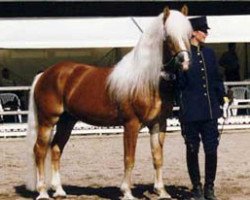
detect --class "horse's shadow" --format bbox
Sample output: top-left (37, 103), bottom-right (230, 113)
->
top-left (15, 184), bottom-right (192, 200)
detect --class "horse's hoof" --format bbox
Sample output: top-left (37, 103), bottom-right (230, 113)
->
top-left (121, 193), bottom-right (137, 200)
top-left (53, 192), bottom-right (67, 199)
top-left (157, 196), bottom-right (172, 200)
top-left (154, 188), bottom-right (172, 200)
top-left (158, 193), bottom-right (172, 200)
top-left (121, 198), bottom-right (138, 200)
top-left (53, 190), bottom-right (67, 198)
top-left (36, 192), bottom-right (50, 200)
top-left (157, 194), bottom-right (172, 200)
top-left (52, 185), bottom-right (67, 198)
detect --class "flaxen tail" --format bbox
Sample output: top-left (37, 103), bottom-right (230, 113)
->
top-left (25, 73), bottom-right (42, 191)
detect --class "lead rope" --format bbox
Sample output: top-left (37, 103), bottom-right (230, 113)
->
top-left (131, 17), bottom-right (143, 33)
top-left (219, 118), bottom-right (225, 141)
top-left (219, 102), bottom-right (230, 141)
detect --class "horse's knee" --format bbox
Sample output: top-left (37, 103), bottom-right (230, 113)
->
top-left (152, 150), bottom-right (163, 168)
top-left (158, 132), bottom-right (165, 146)
top-left (150, 133), bottom-right (164, 168)
top-left (151, 142), bottom-right (163, 167)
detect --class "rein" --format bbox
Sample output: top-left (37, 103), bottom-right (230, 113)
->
top-left (219, 103), bottom-right (230, 141)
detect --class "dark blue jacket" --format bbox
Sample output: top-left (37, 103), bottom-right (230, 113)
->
top-left (177, 45), bottom-right (225, 122)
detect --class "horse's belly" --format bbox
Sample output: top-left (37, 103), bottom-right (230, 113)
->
top-left (69, 102), bottom-right (121, 126)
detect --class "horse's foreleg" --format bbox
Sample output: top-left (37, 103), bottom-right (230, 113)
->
top-left (149, 123), bottom-right (171, 199)
top-left (121, 119), bottom-right (140, 200)
top-left (34, 125), bottom-right (53, 200)
top-left (51, 113), bottom-right (77, 198)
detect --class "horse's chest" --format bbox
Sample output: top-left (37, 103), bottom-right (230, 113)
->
top-left (146, 99), bottom-right (162, 121)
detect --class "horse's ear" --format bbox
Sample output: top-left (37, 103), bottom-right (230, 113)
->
top-left (181, 4), bottom-right (189, 16)
top-left (163, 6), bottom-right (170, 23)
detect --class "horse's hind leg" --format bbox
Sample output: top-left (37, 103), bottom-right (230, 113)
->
top-left (50, 112), bottom-right (77, 198)
top-left (149, 120), bottom-right (171, 199)
top-left (34, 124), bottom-right (54, 200)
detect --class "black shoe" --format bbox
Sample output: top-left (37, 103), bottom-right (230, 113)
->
top-left (204, 186), bottom-right (217, 200)
top-left (191, 185), bottom-right (205, 200)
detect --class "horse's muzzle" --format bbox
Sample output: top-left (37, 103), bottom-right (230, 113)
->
top-left (176, 51), bottom-right (191, 71)
top-left (182, 60), bottom-right (190, 71)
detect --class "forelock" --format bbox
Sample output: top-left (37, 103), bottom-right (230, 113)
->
top-left (165, 10), bottom-right (192, 49)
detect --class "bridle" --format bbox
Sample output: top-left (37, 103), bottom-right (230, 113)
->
top-left (132, 15), bottom-right (191, 81)
top-left (161, 49), bottom-right (191, 81)
top-left (162, 50), bottom-right (191, 70)
top-left (161, 12), bottom-right (191, 81)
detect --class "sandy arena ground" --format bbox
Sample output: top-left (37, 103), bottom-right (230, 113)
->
top-left (0, 129), bottom-right (249, 200)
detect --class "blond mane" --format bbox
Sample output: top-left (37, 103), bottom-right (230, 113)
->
top-left (107, 10), bottom-right (192, 102)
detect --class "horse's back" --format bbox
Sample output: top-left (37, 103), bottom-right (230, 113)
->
top-left (34, 61), bottom-right (119, 126)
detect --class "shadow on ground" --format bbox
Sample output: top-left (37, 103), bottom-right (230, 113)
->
top-left (15, 184), bottom-right (192, 200)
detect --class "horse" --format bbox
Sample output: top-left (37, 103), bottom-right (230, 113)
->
top-left (26, 6), bottom-right (192, 200)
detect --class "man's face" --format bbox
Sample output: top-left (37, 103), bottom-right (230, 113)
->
top-left (192, 30), bottom-right (208, 43)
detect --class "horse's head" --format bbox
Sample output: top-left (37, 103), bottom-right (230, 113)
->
top-left (162, 6), bottom-right (192, 72)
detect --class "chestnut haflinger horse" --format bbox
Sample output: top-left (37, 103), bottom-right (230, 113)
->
top-left (26, 7), bottom-right (192, 200)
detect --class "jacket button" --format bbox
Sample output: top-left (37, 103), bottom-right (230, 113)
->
top-left (201, 68), bottom-right (205, 71)
top-left (204, 93), bottom-right (207, 96)
top-left (199, 60), bottom-right (203, 63)
top-left (202, 76), bottom-right (205, 79)
top-left (203, 84), bottom-right (206, 88)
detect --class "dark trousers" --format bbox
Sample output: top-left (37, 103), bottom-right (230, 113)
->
top-left (181, 119), bottom-right (219, 188)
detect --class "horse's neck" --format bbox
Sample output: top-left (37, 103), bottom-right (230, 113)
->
top-left (134, 34), bottom-right (163, 68)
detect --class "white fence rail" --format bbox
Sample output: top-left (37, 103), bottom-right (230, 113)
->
top-left (0, 82), bottom-right (250, 137)
top-left (1, 117), bottom-right (250, 138)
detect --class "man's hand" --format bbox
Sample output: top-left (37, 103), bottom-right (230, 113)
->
top-left (223, 96), bottom-right (230, 104)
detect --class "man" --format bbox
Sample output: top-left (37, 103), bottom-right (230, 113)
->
top-left (177, 16), bottom-right (227, 200)
top-left (219, 43), bottom-right (240, 81)
top-left (0, 68), bottom-right (16, 86)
